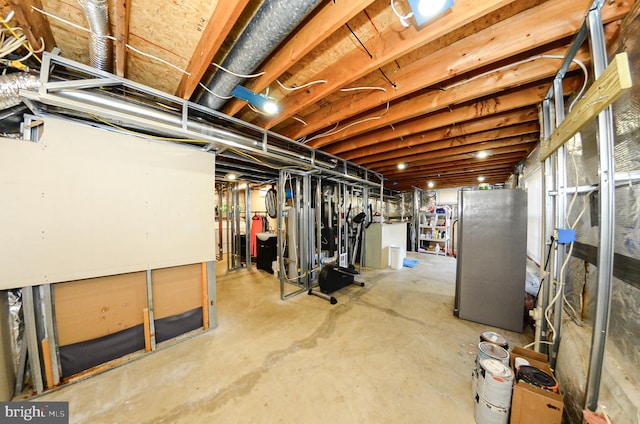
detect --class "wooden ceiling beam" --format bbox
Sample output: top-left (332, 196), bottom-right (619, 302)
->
top-left (175, 0), bottom-right (250, 99)
top-left (222, 0), bottom-right (377, 116)
top-left (392, 171), bottom-right (514, 190)
top-left (324, 75), bottom-right (583, 155)
top-left (261, 0), bottom-right (515, 129)
top-left (394, 170), bottom-right (515, 187)
top-left (384, 154), bottom-right (521, 182)
top-left (373, 143), bottom-right (535, 173)
top-left (307, 45), bottom-right (590, 149)
top-left (283, 0), bottom-right (631, 140)
top-left (307, 48), bottom-right (588, 148)
top-left (7, 0), bottom-right (56, 53)
top-left (354, 131), bottom-right (539, 167)
top-left (114, 0), bottom-right (130, 77)
top-left (388, 165), bottom-right (513, 183)
top-left (344, 120), bottom-right (538, 165)
top-left (400, 160), bottom-right (520, 178)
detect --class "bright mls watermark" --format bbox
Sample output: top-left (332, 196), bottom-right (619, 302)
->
top-left (0, 402), bottom-right (68, 423)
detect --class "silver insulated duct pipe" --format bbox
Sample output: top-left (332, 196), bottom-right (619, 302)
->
top-left (197, 0), bottom-right (323, 110)
top-left (79, 0), bottom-right (113, 72)
top-left (0, 73), bottom-right (40, 110)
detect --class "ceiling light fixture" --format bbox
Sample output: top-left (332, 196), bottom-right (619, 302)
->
top-left (231, 85), bottom-right (280, 115)
top-left (408, 0), bottom-right (454, 26)
top-left (226, 173), bottom-right (237, 181)
top-left (427, 181), bottom-right (435, 188)
top-left (477, 176), bottom-right (486, 182)
top-left (397, 162), bottom-right (408, 170)
top-left (476, 150), bottom-right (490, 159)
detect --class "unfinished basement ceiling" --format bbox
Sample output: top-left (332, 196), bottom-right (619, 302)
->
top-left (2, 0), bottom-right (635, 189)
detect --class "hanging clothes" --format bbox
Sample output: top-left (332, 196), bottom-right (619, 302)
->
top-left (251, 215), bottom-right (264, 257)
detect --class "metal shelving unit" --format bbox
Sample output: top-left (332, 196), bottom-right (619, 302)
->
top-left (418, 208), bottom-right (450, 255)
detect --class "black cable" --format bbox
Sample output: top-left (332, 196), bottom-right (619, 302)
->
top-left (535, 236), bottom-right (555, 300)
top-left (378, 68), bottom-right (397, 88)
top-left (344, 24), bottom-right (397, 88)
top-left (345, 23), bottom-right (372, 58)
top-left (544, 236), bottom-right (554, 272)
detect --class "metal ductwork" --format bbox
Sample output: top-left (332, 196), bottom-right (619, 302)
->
top-left (79, 0), bottom-right (113, 72)
top-left (0, 73), bottom-right (40, 110)
top-left (0, 72), bottom-right (40, 134)
top-left (197, 0), bottom-right (323, 110)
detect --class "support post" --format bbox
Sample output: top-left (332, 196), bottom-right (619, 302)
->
top-left (143, 308), bottom-right (151, 352)
top-left (550, 77), bottom-right (567, 369)
top-left (40, 339), bottom-right (54, 389)
top-left (145, 270), bottom-right (156, 351)
top-left (206, 260), bottom-right (218, 329)
top-left (22, 286), bottom-right (43, 394)
top-left (585, 5), bottom-right (616, 411)
top-left (42, 284), bottom-right (61, 385)
top-left (201, 262), bottom-right (209, 330)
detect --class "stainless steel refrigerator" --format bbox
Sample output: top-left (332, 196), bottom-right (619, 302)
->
top-left (454, 189), bottom-right (527, 332)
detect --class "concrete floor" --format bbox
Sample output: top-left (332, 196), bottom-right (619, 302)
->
top-left (39, 253), bottom-right (532, 423)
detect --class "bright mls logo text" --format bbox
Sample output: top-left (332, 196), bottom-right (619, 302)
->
top-left (1, 402), bottom-right (68, 423)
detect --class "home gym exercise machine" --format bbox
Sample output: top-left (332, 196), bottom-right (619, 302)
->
top-left (307, 181), bottom-right (368, 304)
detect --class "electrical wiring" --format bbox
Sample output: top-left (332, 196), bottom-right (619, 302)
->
top-left (11, 36), bottom-right (45, 64)
top-left (535, 56), bottom-right (589, 345)
top-left (304, 102), bottom-right (390, 143)
top-left (247, 102), bottom-right (269, 116)
top-left (544, 180), bottom-right (597, 343)
top-left (276, 78), bottom-right (327, 91)
top-left (1, 11), bottom-right (42, 64)
top-left (88, 113), bottom-right (208, 143)
top-left (444, 55), bottom-right (588, 92)
top-left (198, 82), bottom-right (233, 100)
top-left (125, 44), bottom-right (189, 75)
top-left (30, 6), bottom-right (265, 82)
top-left (210, 62), bottom-right (264, 79)
top-left (1, 28), bottom-right (27, 58)
top-left (32, 6), bottom-right (188, 74)
top-left (292, 116), bottom-right (307, 126)
top-left (227, 147), bottom-right (308, 172)
top-left (390, 0), bottom-right (413, 27)
top-left (339, 86), bottom-right (387, 92)
top-left (568, 58), bottom-right (589, 112)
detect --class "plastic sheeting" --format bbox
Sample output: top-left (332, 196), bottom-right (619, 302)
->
top-left (8, 289), bottom-right (22, 376)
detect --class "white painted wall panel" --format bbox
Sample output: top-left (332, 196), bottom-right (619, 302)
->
top-left (0, 117), bottom-right (215, 289)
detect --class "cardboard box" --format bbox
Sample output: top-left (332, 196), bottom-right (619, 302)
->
top-left (509, 347), bottom-right (564, 424)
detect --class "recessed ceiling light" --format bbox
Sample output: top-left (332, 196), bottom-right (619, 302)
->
top-left (397, 162), bottom-right (408, 170)
top-left (262, 100), bottom-right (280, 115)
top-left (408, 0), bottom-right (454, 26)
top-left (231, 85), bottom-right (281, 115)
top-left (427, 181), bottom-right (435, 188)
top-left (476, 150), bottom-right (490, 159)
top-left (477, 176), bottom-right (486, 182)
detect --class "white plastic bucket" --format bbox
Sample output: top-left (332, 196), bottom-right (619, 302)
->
top-left (477, 358), bottom-right (514, 408)
top-left (475, 395), bottom-right (509, 424)
top-left (389, 245), bottom-right (403, 270)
